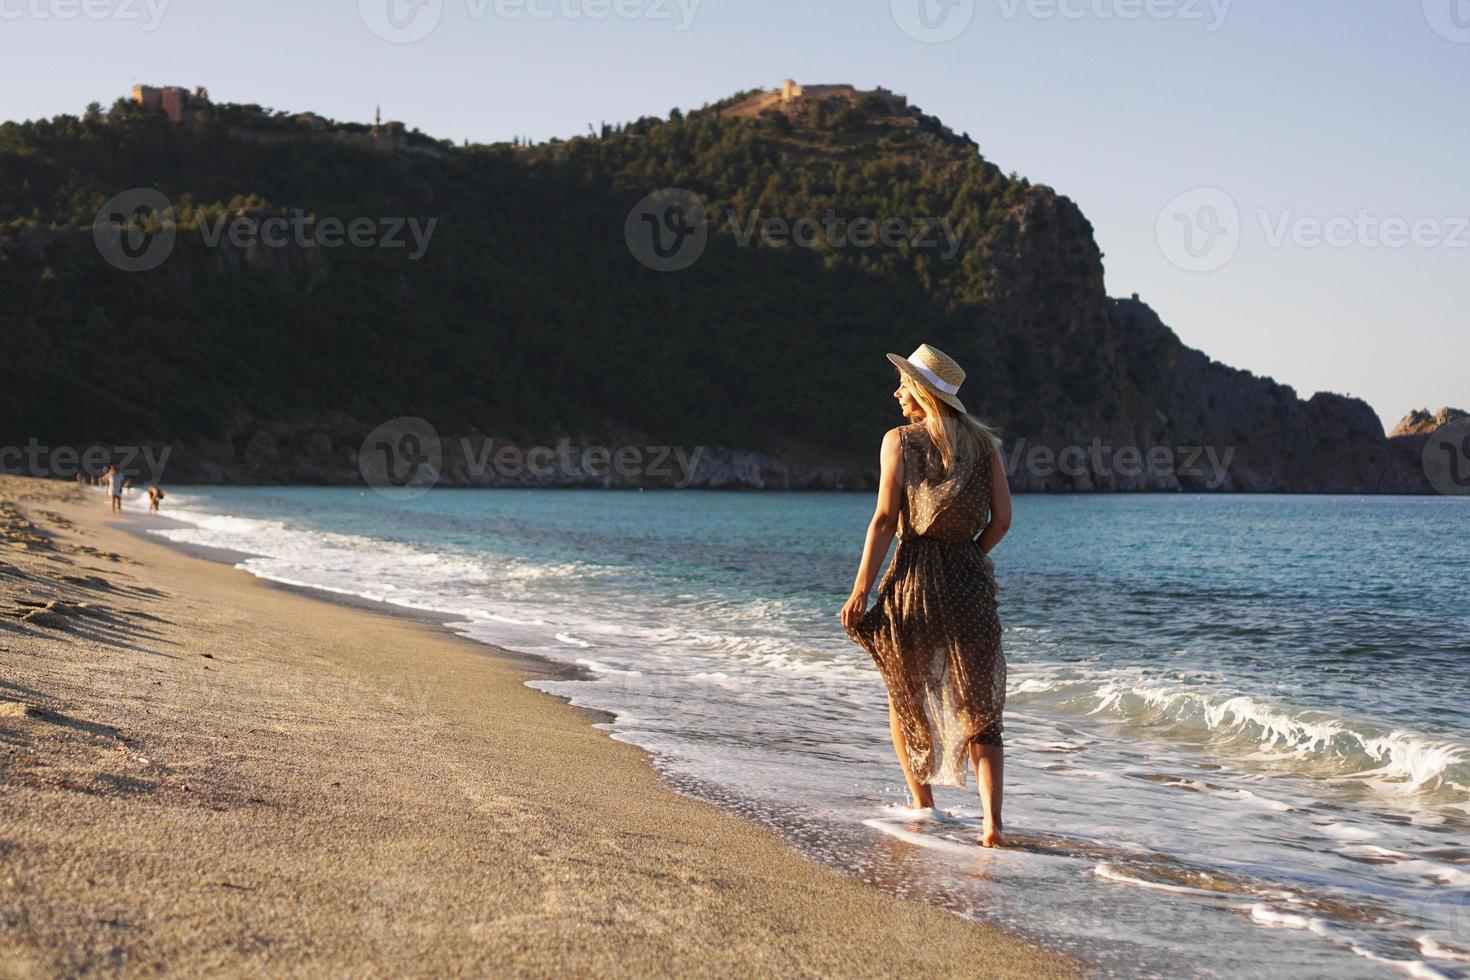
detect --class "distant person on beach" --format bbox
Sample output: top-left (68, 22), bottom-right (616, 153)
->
top-left (106, 465), bottom-right (124, 513)
top-left (147, 485), bottom-right (165, 515)
top-left (840, 345), bottom-right (1013, 848)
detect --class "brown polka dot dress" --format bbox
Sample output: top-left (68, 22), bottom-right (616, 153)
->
top-left (845, 423), bottom-right (1006, 788)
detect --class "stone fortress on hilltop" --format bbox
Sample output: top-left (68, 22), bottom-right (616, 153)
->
top-left (131, 84), bottom-right (211, 124)
top-left (126, 84), bottom-right (444, 157)
top-left (726, 79), bottom-right (910, 119)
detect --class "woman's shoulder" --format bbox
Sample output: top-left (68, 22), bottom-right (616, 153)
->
top-left (882, 422), bottom-right (924, 443)
top-left (887, 423), bottom-right (930, 453)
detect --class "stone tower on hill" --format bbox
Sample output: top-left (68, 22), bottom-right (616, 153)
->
top-left (131, 84), bottom-right (211, 123)
top-left (728, 80), bottom-right (909, 119)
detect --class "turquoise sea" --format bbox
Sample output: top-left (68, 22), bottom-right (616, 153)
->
top-left (138, 487), bottom-right (1470, 977)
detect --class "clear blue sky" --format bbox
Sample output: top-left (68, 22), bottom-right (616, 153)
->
top-left (6, 0), bottom-right (1466, 430)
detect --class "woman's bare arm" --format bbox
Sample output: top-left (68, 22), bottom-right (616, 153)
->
top-left (976, 443), bottom-right (1012, 556)
top-left (840, 428), bottom-right (905, 629)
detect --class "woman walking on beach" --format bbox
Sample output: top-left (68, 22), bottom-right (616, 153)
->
top-left (840, 345), bottom-right (1013, 848)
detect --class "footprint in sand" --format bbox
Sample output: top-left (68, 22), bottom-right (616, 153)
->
top-left (60, 574), bottom-right (114, 591)
top-left (75, 546), bottom-right (135, 564)
top-left (7, 599), bottom-right (97, 628)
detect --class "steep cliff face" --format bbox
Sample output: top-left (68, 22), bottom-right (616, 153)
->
top-left (1100, 299), bottom-right (1429, 493)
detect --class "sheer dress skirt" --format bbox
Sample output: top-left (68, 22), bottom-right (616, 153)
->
top-left (846, 534), bottom-right (1006, 789)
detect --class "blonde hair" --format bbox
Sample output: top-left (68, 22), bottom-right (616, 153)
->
top-left (899, 371), bottom-right (1002, 474)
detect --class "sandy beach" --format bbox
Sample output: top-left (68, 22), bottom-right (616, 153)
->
top-left (0, 475), bottom-right (1079, 978)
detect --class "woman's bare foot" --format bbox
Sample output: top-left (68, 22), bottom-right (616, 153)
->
top-left (981, 817), bottom-right (1003, 848)
top-left (908, 789), bottom-right (935, 811)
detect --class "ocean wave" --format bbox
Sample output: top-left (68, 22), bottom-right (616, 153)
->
top-left (1009, 667), bottom-right (1470, 809)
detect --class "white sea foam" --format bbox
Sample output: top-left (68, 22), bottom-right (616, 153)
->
top-left (1245, 904), bottom-right (1455, 978)
top-left (861, 818), bottom-right (982, 857)
top-left (1349, 948), bottom-right (1453, 980)
top-left (1008, 666), bottom-right (1470, 809)
top-left (480, 613), bottom-right (548, 626)
top-left (1094, 863), bottom-right (1221, 896)
top-left (1230, 789), bottom-right (1295, 812)
top-left (1335, 845), bottom-right (1470, 887)
top-left (1250, 903), bottom-right (1328, 932)
top-left (1317, 822), bottom-right (1380, 840)
top-left (575, 659), bottom-right (640, 676)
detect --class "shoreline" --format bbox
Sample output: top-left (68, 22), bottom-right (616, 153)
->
top-left (109, 514), bottom-right (619, 730)
top-left (36, 476), bottom-right (1456, 497)
top-left (0, 475), bottom-right (1082, 977)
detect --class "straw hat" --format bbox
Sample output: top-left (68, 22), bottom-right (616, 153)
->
top-left (888, 344), bottom-right (969, 415)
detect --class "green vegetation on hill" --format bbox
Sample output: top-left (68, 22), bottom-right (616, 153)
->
top-left (1, 87), bottom-right (1419, 491)
top-left (0, 90), bottom-right (1086, 461)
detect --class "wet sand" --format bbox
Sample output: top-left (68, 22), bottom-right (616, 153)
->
top-left (0, 475), bottom-right (1080, 978)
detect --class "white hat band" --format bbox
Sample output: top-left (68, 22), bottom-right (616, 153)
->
top-left (908, 350), bottom-right (961, 395)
